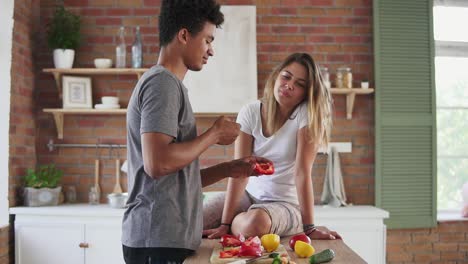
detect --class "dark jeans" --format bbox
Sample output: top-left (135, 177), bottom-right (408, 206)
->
top-left (122, 245), bottom-right (194, 264)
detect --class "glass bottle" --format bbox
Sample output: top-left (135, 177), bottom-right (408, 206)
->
top-left (116, 26), bottom-right (126, 68)
top-left (132, 26), bottom-right (143, 68)
top-left (66, 186), bottom-right (76, 203)
top-left (320, 67), bottom-right (331, 89)
top-left (89, 186), bottom-right (100, 205)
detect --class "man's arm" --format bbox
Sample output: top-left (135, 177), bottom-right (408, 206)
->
top-left (142, 116), bottom-right (239, 179)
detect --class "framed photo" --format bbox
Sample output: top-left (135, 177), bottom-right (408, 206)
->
top-left (62, 76), bottom-right (92, 109)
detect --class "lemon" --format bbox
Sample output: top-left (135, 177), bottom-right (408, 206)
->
top-left (260, 233), bottom-right (280, 252)
top-left (294, 240), bottom-right (315, 258)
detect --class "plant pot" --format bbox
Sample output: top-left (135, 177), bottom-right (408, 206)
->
top-left (53, 49), bottom-right (75, 69)
top-left (24, 186), bottom-right (62, 207)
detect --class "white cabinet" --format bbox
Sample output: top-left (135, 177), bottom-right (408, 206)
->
top-left (10, 204), bottom-right (125, 264)
top-left (314, 205), bottom-right (389, 264)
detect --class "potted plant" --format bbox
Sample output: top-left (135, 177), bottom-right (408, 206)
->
top-left (24, 164), bottom-right (63, 206)
top-left (47, 4), bottom-right (81, 69)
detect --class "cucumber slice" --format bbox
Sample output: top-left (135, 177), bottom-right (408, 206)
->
top-left (309, 249), bottom-right (335, 264)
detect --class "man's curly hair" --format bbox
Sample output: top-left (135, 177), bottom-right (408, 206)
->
top-left (159, 0), bottom-right (224, 47)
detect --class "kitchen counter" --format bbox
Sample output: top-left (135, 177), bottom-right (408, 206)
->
top-left (185, 235), bottom-right (366, 264)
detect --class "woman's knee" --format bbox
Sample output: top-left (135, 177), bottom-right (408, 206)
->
top-left (231, 209), bottom-right (271, 237)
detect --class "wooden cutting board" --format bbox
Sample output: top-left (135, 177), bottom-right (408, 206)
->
top-left (210, 244), bottom-right (289, 264)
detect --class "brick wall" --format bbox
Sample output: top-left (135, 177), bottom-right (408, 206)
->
top-left (387, 222), bottom-right (468, 264)
top-left (5, 0), bottom-right (463, 263)
top-left (4, 0), bottom-right (40, 263)
top-left (36, 0), bottom-right (375, 204)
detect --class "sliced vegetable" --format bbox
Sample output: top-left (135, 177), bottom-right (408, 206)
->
top-left (220, 234), bottom-right (242, 247)
top-left (238, 243), bottom-right (262, 257)
top-left (219, 247), bottom-right (240, 258)
top-left (261, 233), bottom-right (280, 252)
top-left (294, 240), bottom-right (315, 258)
top-left (269, 252), bottom-right (280, 258)
top-left (254, 162), bottom-right (275, 175)
top-left (309, 249), bottom-right (335, 264)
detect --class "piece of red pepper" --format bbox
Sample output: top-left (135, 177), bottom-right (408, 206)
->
top-left (253, 162), bottom-right (275, 175)
top-left (219, 247), bottom-right (240, 258)
top-left (220, 234), bottom-right (242, 247)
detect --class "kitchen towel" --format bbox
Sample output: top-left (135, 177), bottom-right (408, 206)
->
top-left (321, 146), bottom-right (348, 207)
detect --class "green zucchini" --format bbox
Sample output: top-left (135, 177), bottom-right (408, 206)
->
top-left (309, 249), bottom-right (335, 264)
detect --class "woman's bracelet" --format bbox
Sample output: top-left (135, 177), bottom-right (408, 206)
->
top-left (221, 223), bottom-right (232, 227)
top-left (303, 224), bottom-right (315, 232)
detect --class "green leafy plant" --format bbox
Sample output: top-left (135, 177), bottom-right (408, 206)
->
top-left (25, 164), bottom-right (63, 188)
top-left (47, 5), bottom-right (81, 50)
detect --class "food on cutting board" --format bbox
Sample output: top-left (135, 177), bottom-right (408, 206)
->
top-left (294, 240), bottom-right (315, 258)
top-left (309, 249), bottom-right (336, 264)
top-left (213, 234), bottom-right (292, 263)
top-left (288, 233), bottom-right (311, 251)
top-left (260, 234), bottom-right (280, 252)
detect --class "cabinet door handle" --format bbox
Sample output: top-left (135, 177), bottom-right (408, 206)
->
top-left (79, 242), bottom-right (89, 248)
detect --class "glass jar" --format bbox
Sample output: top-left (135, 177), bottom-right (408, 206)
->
top-left (66, 186), bottom-right (76, 203)
top-left (89, 186), bottom-right (100, 205)
top-left (320, 67), bottom-right (331, 89)
top-left (336, 67), bottom-right (353, 88)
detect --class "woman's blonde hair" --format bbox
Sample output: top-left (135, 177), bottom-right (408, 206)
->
top-left (262, 53), bottom-right (333, 146)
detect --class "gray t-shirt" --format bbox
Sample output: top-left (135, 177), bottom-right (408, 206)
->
top-left (122, 65), bottom-right (202, 250)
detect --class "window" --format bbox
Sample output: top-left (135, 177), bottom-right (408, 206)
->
top-left (434, 2), bottom-right (468, 211)
top-left (0, 0), bottom-right (14, 227)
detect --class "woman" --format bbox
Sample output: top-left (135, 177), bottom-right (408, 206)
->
top-left (203, 53), bottom-right (341, 240)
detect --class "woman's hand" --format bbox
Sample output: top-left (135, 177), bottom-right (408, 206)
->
top-left (202, 224), bottom-right (230, 239)
top-left (308, 228), bottom-right (342, 240)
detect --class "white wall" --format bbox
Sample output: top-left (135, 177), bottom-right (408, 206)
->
top-left (0, 0), bottom-right (14, 227)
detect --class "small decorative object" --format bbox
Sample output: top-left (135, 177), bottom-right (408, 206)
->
top-left (94, 58), bottom-right (112, 69)
top-left (115, 26), bottom-right (126, 68)
top-left (89, 186), bottom-right (100, 205)
top-left (132, 26), bottom-right (143, 68)
top-left (95, 96), bottom-right (120, 109)
top-left (62, 76), bottom-right (92, 108)
top-left (47, 5), bottom-right (81, 69)
top-left (361, 79), bottom-right (369, 89)
top-left (320, 67), bottom-right (331, 89)
top-left (65, 186), bottom-right (76, 203)
top-left (462, 182), bottom-right (468, 217)
top-left (23, 164), bottom-right (63, 207)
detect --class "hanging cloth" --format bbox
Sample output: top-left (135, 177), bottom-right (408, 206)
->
top-left (321, 146), bottom-right (348, 207)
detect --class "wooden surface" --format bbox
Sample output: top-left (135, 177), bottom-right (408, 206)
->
top-left (185, 236), bottom-right (367, 264)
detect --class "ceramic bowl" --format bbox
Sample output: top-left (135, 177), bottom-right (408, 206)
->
top-left (101, 96), bottom-right (119, 105)
top-left (94, 58), bottom-right (113, 69)
top-left (107, 193), bottom-right (128, 208)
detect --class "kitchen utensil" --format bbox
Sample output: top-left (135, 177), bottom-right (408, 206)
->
top-left (113, 159), bottom-right (123, 193)
top-left (227, 255), bottom-right (269, 264)
top-left (94, 159), bottom-right (100, 194)
top-left (107, 192), bottom-right (128, 208)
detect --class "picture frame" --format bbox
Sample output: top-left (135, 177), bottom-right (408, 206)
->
top-left (62, 76), bottom-right (92, 108)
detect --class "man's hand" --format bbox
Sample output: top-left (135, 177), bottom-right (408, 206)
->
top-left (202, 224), bottom-right (230, 239)
top-left (227, 156), bottom-right (274, 178)
top-left (211, 116), bottom-right (240, 145)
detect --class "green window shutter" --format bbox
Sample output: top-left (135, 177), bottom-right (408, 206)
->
top-left (374, 0), bottom-right (437, 228)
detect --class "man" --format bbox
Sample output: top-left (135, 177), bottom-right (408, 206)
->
top-left (122, 1), bottom-right (271, 263)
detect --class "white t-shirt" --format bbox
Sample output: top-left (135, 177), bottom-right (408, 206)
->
top-left (236, 100), bottom-right (309, 205)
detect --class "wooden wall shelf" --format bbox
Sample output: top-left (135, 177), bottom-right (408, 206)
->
top-left (330, 88), bottom-right (375, 119)
top-left (43, 68), bottom-right (149, 98)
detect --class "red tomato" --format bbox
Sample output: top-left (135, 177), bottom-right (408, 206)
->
top-left (253, 162), bottom-right (275, 175)
top-left (288, 233), bottom-right (311, 250)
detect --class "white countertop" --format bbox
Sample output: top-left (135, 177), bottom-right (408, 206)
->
top-left (10, 204), bottom-right (388, 218)
top-left (10, 203), bottom-right (125, 217)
